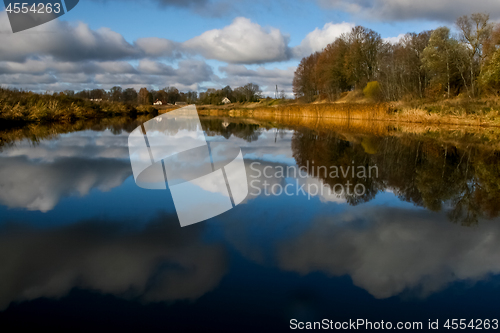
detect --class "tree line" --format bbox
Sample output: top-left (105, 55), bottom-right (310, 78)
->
top-left (293, 13), bottom-right (500, 102)
top-left (60, 82), bottom-right (263, 106)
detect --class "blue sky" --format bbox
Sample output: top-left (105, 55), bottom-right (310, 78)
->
top-left (67, 1), bottom-right (437, 44)
top-left (1, 0), bottom-right (499, 95)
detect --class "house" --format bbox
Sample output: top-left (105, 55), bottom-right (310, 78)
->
top-left (175, 102), bottom-right (187, 106)
top-left (222, 121), bottom-right (230, 128)
top-left (90, 99), bottom-right (102, 102)
top-left (153, 100), bottom-right (163, 106)
top-left (222, 97), bottom-right (231, 105)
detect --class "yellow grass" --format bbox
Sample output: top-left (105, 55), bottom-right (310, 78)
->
top-left (197, 102), bottom-right (500, 127)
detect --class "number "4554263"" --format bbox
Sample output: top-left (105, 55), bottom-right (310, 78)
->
top-left (5, 2), bottom-right (61, 14)
top-left (444, 319), bottom-right (499, 330)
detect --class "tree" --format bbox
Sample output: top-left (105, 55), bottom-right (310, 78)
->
top-left (166, 86), bottom-right (180, 104)
top-left (480, 24), bottom-right (500, 94)
top-left (242, 83), bottom-right (262, 102)
top-left (317, 38), bottom-right (349, 100)
top-left (138, 87), bottom-right (152, 105)
top-left (456, 13), bottom-right (493, 97)
top-left (122, 88), bottom-right (138, 103)
top-left (422, 27), bottom-right (459, 98)
top-left (222, 85), bottom-right (233, 100)
top-left (480, 48), bottom-right (500, 93)
top-left (293, 52), bottom-right (320, 101)
top-left (345, 26), bottom-right (382, 89)
top-left (110, 86), bottom-right (123, 102)
top-left (186, 91), bottom-right (198, 104)
top-left (89, 89), bottom-right (106, 100)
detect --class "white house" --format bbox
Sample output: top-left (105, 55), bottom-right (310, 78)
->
top-left (153, 100), bottom-right (163, 106)
top-left (222, 97), bottom-right (231, 105)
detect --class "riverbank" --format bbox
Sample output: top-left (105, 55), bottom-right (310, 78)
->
top-left (0, 88), bottom-right (163, 123)
top-left (197, 98), bottom-right (500, 127)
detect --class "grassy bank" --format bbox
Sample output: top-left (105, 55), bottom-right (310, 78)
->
top-left (0, 88), bottom-right (160, 123)
top-left (198, 98), bottom-right (500, 127)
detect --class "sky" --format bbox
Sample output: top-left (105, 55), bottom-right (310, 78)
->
top-left (1, 0), bottom-right (500, 96)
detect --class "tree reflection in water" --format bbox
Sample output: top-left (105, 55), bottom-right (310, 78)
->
top-left (2, 115), bottom-right (500, 225)
top-left (291, 127), bottom-right (500, 226)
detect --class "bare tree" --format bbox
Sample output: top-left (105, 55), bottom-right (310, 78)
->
top-left (456, 13), bottom-right (493, 97)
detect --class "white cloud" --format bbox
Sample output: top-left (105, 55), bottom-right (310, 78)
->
top-left (292, 22), bottom-right (354, 58)
top-left (183, 17), bottom-right (291, 64)
top-left (0, 58), bottom-right (214, 91)
top-left (218, 64), bottom-right (295, 94)
top-left (384, 33), bottom-right (406, 45)
top-left (0, 12), bottom-right (139, 62)
top-left (0, 12), bottom-right (364, 92)
top-left (318, 0), bottom-right (500, 22)
top-left (135, 37), bottom-right (180, 57)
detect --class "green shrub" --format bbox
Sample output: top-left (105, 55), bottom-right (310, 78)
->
top-left (363, 81), bottom-right (384, 102)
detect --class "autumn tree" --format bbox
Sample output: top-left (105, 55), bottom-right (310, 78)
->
top-left (122, 88), bottom-right (138, 103)
top-left (480, 24), bottom-right (500, 94)
top-left (317, 38), bottom-right (349, 99)
top-left (138, 87), bottom-right (152, 105)
top-left (422, 27), bottom-right (461, 98)
top-left (110, 86), bottom-right (123, 102)
top-left (293, 52), bottom-right (320, 102)
top-left (456, 13), bottom-right (493, 97)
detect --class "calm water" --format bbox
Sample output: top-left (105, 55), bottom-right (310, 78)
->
top-left (1, 116), bottom-right (500, 331)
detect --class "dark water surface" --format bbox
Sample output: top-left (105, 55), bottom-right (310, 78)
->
top-left (1, 116), bottom-right (500, 331)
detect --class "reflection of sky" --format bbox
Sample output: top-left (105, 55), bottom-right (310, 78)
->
top-left (1, 120), bottom-right (500, 325)
top-left (0, 130), bottom-right (131, 162)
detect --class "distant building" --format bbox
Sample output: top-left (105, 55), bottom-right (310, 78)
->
top-left (175, 102), bottom-right (187, 106)
top-left (222, 121), bottom-right (230, 128)
top-left (90, 99), bottom-right (102, 102)
top-left (222, 97), bottom-right (231, 105)
top-left (153, 100), bottom-right (163, 106)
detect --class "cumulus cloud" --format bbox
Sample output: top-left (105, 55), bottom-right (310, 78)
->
top-left (0, 11), bottom-right (359, 92)
top-left (384, 33), bottom-right (406, 45)
top-left (0, 14), bottom-right (293, 65)
top-left (135, 37), bottom-right (180, 58)
top-left (218, 65), bottom-right (295, 94)
top-left (0, 13), bottom-right (139, 62)
top-left (90, 59), bottom-right (213, 89)
top-left (317, 0), bottom-right (500, 22)
top-left (292, 22), bottom-right (354, 58)
top-left (0, 58), bottom-right (214, 91)
top-left (184, 17), bottom-right (291, 64)
top-left (92, 0), bottom-right (233, 17)
top-left (0, 13), bottom-right (299, 91)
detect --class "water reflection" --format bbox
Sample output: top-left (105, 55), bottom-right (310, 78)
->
top-left (0, 155), bottom-right (131, 212)
top-left (292, 127), bottom-right (500, 225)
top-left (1, 115), bottom-right (500, 318)
top-left (129, 107), bottom-right (249, 226)
top-left (277, 206), bottom-right (500, 299)
top-left (2, 116), bottom-right (500, 225)
top-left (0, 213), bottom-right (227, 310)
